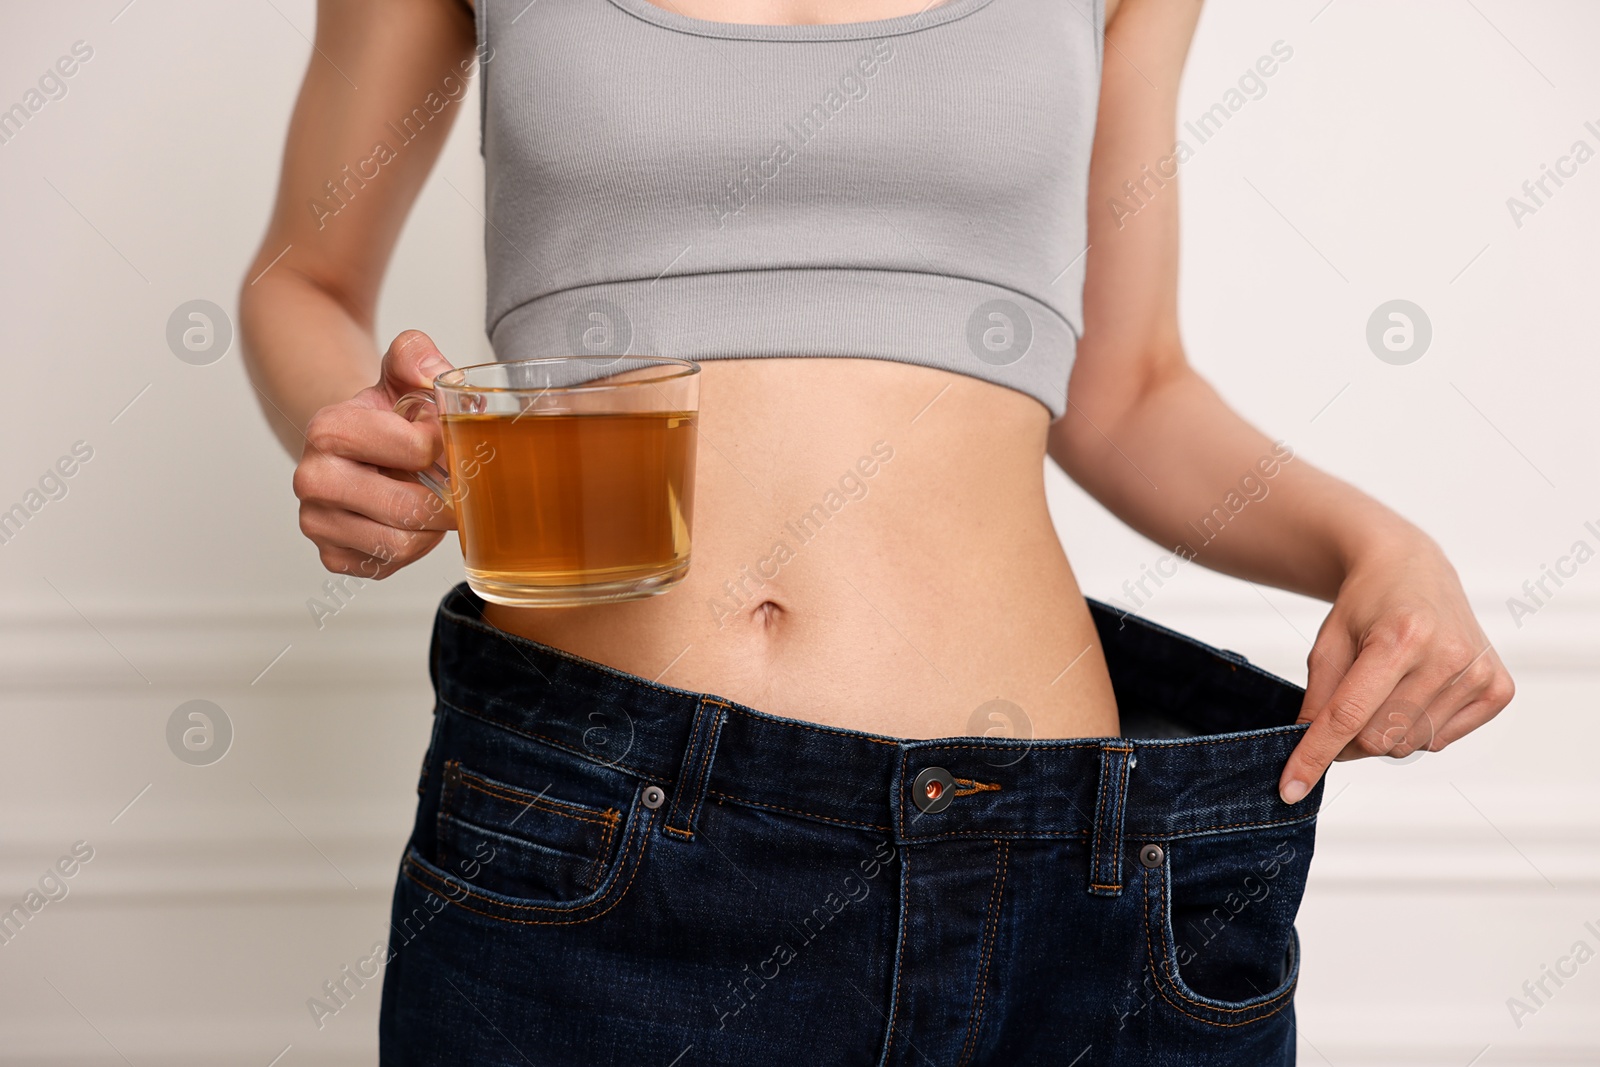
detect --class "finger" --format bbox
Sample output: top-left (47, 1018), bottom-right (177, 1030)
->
top-left (1430, 696), bottom-right (1506, 750)
top-left (1387, 677), bottom-right (1477, 758)
top-left (316, 544), bottom-right (380, 577)
top-left (295, 456), bottom-right (456, 532)
top-left (317, 539), bottom-right (443, 580)
top-left (302, 503), bottom-right (445, 572)
top-left (1429, 662), bottom-right (1515, 749)
top-left (1300, 618), bottom-right (1355, 724)
top-left (1401, 646), bottom-right (1510, 754)
top-left (380, 330), bottom-right (455, 399)
top-left (1280, 645), bottom-right (1409, 804)
top-left (1338, 677), bottom-right (1437, 760)
top-left (306, 404), bottom-right (442, 471)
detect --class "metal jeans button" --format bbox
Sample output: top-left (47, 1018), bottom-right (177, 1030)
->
top-left (912, 766), bottom-right (956, 814)
top-left (1139, 843), bottom-right (1165, 869)
top-left (641, 785), bottom-right (666, 809)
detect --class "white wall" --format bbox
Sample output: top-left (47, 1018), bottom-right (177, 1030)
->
top-left (2, 1), bottom-right (1596, 1063)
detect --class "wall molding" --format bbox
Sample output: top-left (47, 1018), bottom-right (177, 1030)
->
top-left (2, 590), bottom-right (1596, 690)
top-left (3, 595), bottom-right (1597, 901)
top-left (2, 815), bottom-right (1597, 904)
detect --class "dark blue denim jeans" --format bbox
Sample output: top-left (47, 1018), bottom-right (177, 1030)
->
top-left (378, 583), bottom-right (1324, 1065)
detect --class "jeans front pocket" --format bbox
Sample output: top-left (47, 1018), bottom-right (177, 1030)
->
top-left (404, 729), bottom-right (658, 927)
top-left (435, 760), bottom-right (625, 900)
top-left (1141, 819), bottom-right (1315, 1028)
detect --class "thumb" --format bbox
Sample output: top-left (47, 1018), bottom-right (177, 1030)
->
top-left (380, 330), bottom-right (455, 399)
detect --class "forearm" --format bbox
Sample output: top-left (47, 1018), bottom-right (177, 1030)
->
top-left (239, 263), bottom-right (380, 457)
top-left (1050, 363), bottom-right (1427, 603)
top-left (237, 0), bottom-right (476, 458)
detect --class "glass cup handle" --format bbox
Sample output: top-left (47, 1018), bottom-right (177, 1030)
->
top-left (392, 390), bottom-right (452, 503)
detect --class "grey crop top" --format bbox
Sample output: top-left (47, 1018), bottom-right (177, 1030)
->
top-left (475, 0), bottom-right (1103, 417)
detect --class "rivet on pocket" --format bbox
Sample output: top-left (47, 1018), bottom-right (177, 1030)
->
top-left (1139, 843), bottom-right (1165, 869)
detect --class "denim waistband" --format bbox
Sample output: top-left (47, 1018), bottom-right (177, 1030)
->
top-left (430, 583), bottom-right (1323, 855)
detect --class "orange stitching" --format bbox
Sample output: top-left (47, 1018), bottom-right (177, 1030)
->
top-left (439, 613), bottom-right (1303, 756)
top-left (441, 697), bottom-right (656, 779)
top-left (412, 805), bottom-right (645, 913)
top-left (1092, 759), bottom-right (1108, 879)
top-left (1088, 748), bottom-right (1126, 889)
top-left (972, 841), bottom-right (1008, 1058)
top-left (442, 695), bottom-right (1316, 843)
top-left (1108, 748), bottom-right (1130, 891)
top-left (912, 741), bottom-right (1100, 754)
top-left (460, 769), bottom-right (610, 820)
top-left (1149, 969), bottom-right (1294, 1029)
top-left (898, 749), bottom-right (910, 840)
top-left (664, 696), bottom-right (710, 832)
top-left (725, 703), bottom-right (900, 745)
top-left (1151, 813), bottom-right (1319, 838)
top-left (706, 790), bottom-right (891, 832)
top-left (906, 828), bottom-right (1092, 842)
top-left (440, 610), bottom-right (694, 701)
top-left (1134, 734), bottom-right (1301, 751)
top-left (405, 806), bottom-right (652, 921)
top-left (1155, 865), bottom-right (1296, 1013)
top-left (684, 698), bottom-right (724, 833)
top-left (435, 760), bottom-right (462, 872)
top-left (1139, 865), bottom-right (1297, 1024)
top-left (403, 855), bottom-right (644, 930)
top-left (441, 611), bottom-right (897, 745)
top-left (957, 848), bottom-right (998, 1065)
top-left (904, 734), bottom-right (1302, 755)
top-left (662, 826), bottom-right (694, 839)
top-left (882, 845), bottom-right (909, 1060)
top-left (458, 775), bottom-right (615, 829)
top-left (586, 810), bottom-right (618, 889)
top-left (952, 778), bottom-right (1000, 796)
top-left (957, 840), bottom-right (1007, 1066)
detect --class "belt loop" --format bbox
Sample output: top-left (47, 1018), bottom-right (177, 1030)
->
top-left (662, 696), bottom-right (729, 839)
top-left (1088, 743), bottom-right (1135, 896)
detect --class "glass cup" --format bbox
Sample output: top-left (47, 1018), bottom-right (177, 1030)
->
top-left (394, 356), bottom-right (700, 607)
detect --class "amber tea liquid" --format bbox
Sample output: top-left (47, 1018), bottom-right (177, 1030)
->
top-left (440, 410), bottom-right (697, 605)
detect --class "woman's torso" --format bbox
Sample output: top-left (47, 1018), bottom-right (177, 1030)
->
top-left (474, 0), bottom-right (1119, 739)
top-left (485, 358), bottom-right (1119, 739)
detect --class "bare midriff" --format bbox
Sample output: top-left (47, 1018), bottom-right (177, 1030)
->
top-left (482, 359), bottom-right (1120, 741)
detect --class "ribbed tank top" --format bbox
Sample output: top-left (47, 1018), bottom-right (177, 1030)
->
top-left (475, 0), bottom-right (1103, 417)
